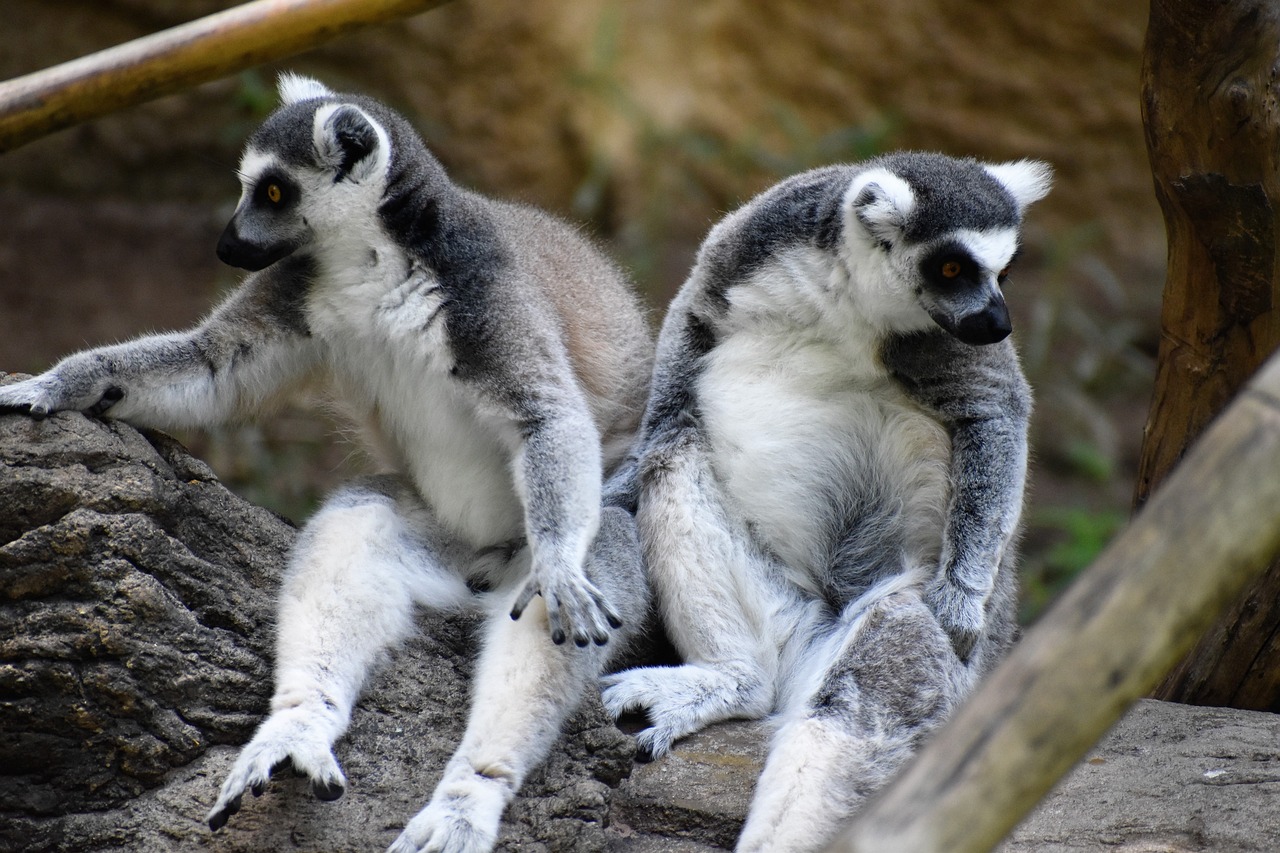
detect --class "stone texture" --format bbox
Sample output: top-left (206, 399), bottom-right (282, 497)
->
top-left (0, 397), bottom-right (634, 853)
top-left (1001, 699), bottom-right (1280, 853)
top-left (5, 397), bottom-right (1280, 853)
top-left (609, 721), bottom-right (766, 851)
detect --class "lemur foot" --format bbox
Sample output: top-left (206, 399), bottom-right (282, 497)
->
top-left (602, 663), bottom-right (763, 760)
top-left (207, 706), bottom-right (346, 831)
top-left (387, 768), bottom-right (511, 853)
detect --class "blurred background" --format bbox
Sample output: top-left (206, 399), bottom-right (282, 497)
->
top-left (0, 0), bottom-right (1162, 623)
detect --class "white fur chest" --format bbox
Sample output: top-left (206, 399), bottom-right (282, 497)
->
top-left (698, 262), bottom-right (952, 586)
top-left (306, 241), bottom-right (524, 547)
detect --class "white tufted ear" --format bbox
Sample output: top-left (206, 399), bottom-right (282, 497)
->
top-left (277, 72), bottom-right (334, 106)
top-left (985, 159), bottom-right (1053, 210)
top-left (847, 168), bottom-right (916, 247)
top-left (312, 103), bottom-right (387, 182)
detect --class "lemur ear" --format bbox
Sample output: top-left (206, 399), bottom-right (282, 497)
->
top-left (317, 105), bottom-right (381, 182)
top-left (985, 159), bottom-right (1053, 210)
top-left (277, 72), bottom-right (333, 106)
top-left (849, 169), bottom-right (916, 248)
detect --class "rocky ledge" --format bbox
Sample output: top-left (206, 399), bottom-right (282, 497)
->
top-left (1, 394), bottom-right (1276, 852)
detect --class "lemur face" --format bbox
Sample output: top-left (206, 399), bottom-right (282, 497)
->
top-left (848, 153), bottom-right (1052, 345)
top-left (217, 78), bottom-right (390, 272)
top-left (913, 227), bottom-right (1021, 345)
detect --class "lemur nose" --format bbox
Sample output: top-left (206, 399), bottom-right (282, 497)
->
top-left (954, 300), bottom-right (1012, 346)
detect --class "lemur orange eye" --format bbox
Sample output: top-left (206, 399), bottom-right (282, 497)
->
top-left (941, 260), bottom-right (962, 279)
top-left (998, 266), bottom-right (1011, 280)
top-left (266, 183), bottom-right (283, 204)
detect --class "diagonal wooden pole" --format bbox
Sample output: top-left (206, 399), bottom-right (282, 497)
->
top-left (0, 0), bottom-right (450, 153)
top-left (828, 348), bottom-right (1280, 853)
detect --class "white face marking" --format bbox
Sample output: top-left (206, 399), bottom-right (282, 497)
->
top-left (234, 149), bottom-right (277, 202)
top-left (947, 227), bottom-right (1021, 274)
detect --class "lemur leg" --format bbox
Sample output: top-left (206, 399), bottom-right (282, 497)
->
top-left (736, 587), bottom-right (966, 853)
top-left (208, 476), bottom-right (474, 830)
top-left (602, 430), bottom-right (783, 758)
top-left (389, 506), bottom-right (649, 853)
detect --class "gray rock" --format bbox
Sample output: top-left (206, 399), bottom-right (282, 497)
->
top-left (4, 398), bottom-right (1280, 853)
top-left (1001, 698), bottom-right (1280, 853)
top-left (0, 401), bottom-right (632, 853)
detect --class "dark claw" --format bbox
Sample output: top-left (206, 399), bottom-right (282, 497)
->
top-left (509, 608), bottom-right (522, 620)
top-left (592, 633), bottom-right (609, 647)
top-left (311, 779), bottom-right (345, 802)
top-left (251, 781), bottom-right (266, 797)
top-left (633, 742), bottom-right (656, 764)
top-left (606, 613), bottom-right (623, 630)
top-left (574, 634), bottom-right (589, 648)
top-left (551, 629), bottom-right (566, 645)
top-left (208, 794), bottom-right (242, 832)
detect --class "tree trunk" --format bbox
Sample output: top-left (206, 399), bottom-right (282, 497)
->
top-left (1137, 0), bottom-right (1280, 709)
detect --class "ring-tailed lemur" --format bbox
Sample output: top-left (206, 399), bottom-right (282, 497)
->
top-left (602, 152), bottom-right (1050, 852)
top-left (0, 74), bottom-right (654, 853)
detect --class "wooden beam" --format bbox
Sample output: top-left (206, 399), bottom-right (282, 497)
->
top-left (0, 0), bottom-right (450, 153)
top-left (830, 349), bottom-right (1280, 853)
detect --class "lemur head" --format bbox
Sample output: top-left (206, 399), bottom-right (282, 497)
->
top-left (845, 152), bottom-right (1052, 345)
top-left (217, 74), bottom-right (401, 271)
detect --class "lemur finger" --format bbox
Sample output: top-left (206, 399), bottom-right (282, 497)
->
top-left (633, 727), bottom-right (675, 762)
top-left (592, 587), bottom-right (624, 633)
top-left (509, 581), bottom-right (539, 620)
top-left (544, 593), bottom-right (568, 645)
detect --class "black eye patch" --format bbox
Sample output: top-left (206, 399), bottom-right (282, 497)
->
top-left (253, 174), bottom-right (298, 210)
top-left (920, 244), bottom-right (981, 289)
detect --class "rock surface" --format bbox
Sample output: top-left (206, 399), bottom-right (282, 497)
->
top-left (1001, 699), bottom-right (1280, 853)
top-left (0, 402), bottom-right (633, 853)
top-left (3, 402), bottom-right (1279, 852)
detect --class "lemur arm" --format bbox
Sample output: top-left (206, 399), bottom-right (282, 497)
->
top-left (0, 259), bottom-right (321, 429)
top-left (437, 278), bottom-right (618, 647)
top-left (505, 376), bottom-right (621, 647)
top-left (934, 408), bottom-right (1029, 658)
top-left (883, 331), bottom-right (1031, 660)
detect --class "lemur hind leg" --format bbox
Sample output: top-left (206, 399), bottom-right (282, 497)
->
top-left (208, 475), bottom-right (475, 830)
top-left (602, 430), bottom-right (784, 759)
top-left (389, 506), bottom-right (649, 853)
top-left (736, 586), bottom-right (966, 853)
